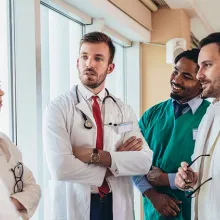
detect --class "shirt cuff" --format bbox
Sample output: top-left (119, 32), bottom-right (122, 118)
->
top-left (168, 173), bottom-right (178, 190)
top-left (132, 175), bottom-right (153, 194)
top-left (109, 153), bottom-right (119, 176)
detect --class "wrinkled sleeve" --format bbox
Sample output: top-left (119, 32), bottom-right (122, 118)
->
top-left (2, 134), bottom-right (41, 219)
top-left (43, 100), bottom-right (106, 186)
top-left (132, 175), bottom-right (153, 194)
top-left (109, 104), bottom-right (153, 177)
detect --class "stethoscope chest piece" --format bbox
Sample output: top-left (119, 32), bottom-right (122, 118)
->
top-left (84, 120), bottom-right (93, 129)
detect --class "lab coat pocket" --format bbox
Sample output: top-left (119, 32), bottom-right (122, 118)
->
top-left (49, 180), bottom-right (67, 219)
top-left (104, 125), bottom-right (123, 152)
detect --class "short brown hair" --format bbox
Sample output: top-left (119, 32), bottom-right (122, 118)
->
top-left (199, 32), bottom-right (220, 52)
top-left (80, 32), bottom-right (115, 64)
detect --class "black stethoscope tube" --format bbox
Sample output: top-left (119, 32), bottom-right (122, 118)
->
top-left (75, 85), bottom-right (119, 129)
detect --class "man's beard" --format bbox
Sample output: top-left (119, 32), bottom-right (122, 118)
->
top-left (79, 68), bottom-right (108, 89)
top-left (85, 75), bottom-right (107, 89)
top-left (202, 85), bottom-right (220, 99)
top-left (170, 92), bottom-right (183, 101)
top-left (201, 77), bottom-right (220, 99)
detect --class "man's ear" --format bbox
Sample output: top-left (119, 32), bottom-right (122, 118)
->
top-left (107, 63), bottom-right (115, 74)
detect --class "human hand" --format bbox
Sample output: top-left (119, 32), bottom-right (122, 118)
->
top-left (72, 147), bottom-right (92, 163)
top-left (144, 188), bottom-right (182, 217)
top-left (11, 197), bottom-right (25, 211)
top-left (117, 136), bottom-right (143, 152)
top-left (146, 166), bottom-right (169, 187)
top-left (175, 162), bottom-right (198, 189)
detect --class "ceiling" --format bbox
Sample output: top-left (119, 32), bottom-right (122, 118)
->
top-left (53, 0), bottom-right (219, 42)
top-left (194, 0), bottom-right (220, 32)
top-left (164, 0), bottom-right (220, 40)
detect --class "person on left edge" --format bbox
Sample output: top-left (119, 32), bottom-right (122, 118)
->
top-left (0, 84), bottom-right (41, 219)
top-left (43, 31), bottom-right (153, 220)
top-left (133, 49), bottom-right (210, 220)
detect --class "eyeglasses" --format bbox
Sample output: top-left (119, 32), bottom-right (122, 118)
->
top-left (184, 154), bottom-right (212, 198)
top-left (10, 162), bottom-right (24, 193)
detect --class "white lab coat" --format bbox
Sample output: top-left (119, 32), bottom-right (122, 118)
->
top-left (191, 101), bottom-right (220, 220)
top-left (43, 86), bottom-right (153, 220)
top-left (0, 132), bottom-right (41, 220)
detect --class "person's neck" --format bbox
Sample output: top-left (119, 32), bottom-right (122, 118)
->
top-left (178, 95), bottom-right (199, 104)
top-left (85, 84), bottom-right (105, 95)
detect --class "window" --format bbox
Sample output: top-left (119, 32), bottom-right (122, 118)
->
top-left (105, 43), bottom-right (125, 101)
top-left (40, 5), bottom-right (83, 219)
top-left (0, 0), bottom-right (13, 139)
top-left (41, 5), bottom-right (83, 102)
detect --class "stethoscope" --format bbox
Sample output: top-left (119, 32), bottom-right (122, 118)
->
top-left (75, 85), bottom-right (123, 129)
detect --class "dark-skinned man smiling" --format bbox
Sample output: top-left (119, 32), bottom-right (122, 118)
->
top-left (133, 49), bottom-right (210, 220)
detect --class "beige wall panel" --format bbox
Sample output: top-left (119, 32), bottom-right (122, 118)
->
top-left (180, 10), bottom-right (191, 49)
top-left (151, 6), bottom-right (190, 48)
top-left (141, 44), bottom-right (173, 114)
top-left (108, 0), bottom-right (152, 30)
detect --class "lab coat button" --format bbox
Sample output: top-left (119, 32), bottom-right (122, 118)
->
top-left (85, 205), bottom-right (89, 210)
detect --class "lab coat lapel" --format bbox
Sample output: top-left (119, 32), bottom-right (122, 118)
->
top-left (206, 112), bottom-right (220, 154)
top-left (76, 99), bottom-right (96, 126)
top-left (193, 105), bottom-right (214, 171)
top-left (71, 86), bottom-right (96, 127)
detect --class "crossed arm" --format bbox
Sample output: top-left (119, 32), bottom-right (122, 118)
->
top-left (2, 133), bottom-right (41, 218)
top-left (43, 102), bottom-right (152, 186)
top-left (72, 136), bottom-right (143, 166)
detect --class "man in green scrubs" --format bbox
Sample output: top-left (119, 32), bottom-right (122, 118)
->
top-left (133, 49), bottom-right (210, 220)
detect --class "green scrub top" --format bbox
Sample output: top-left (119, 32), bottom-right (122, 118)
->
top-left (139, 99), bottom-right (210, 220)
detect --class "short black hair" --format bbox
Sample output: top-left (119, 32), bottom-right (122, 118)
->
top-left (199, 32), bottom-right (220, 52)
top-left (80, 32), bottom-right (115, 64)
top-left (174, 48), bottom-right (200, 66)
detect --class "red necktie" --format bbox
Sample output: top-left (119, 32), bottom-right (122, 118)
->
top-left (92, 96), bottom-right (110, 197)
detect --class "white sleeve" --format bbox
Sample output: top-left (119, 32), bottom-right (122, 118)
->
top-left (2, 134), bottom-right (41, 219)
top-left (43, 101), bottom-right (106, 186)
top-left (0, 179), bottom-right (19, 220)
top-left (109, 105), bottom-right (153, 177)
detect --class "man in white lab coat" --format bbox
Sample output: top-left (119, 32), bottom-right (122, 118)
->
top-left (175, 32), bottom-right (220, 220)
top-left (43, 32), bottom-right (153, 220)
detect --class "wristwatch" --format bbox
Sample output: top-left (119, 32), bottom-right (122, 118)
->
top-left (90, 148), bottom-right (100, 164)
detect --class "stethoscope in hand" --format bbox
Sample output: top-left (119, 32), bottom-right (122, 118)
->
top-left (75, 85), bottom-right (123, 129)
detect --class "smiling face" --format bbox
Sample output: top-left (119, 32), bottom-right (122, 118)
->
top-left (170, 57), bottom-right (201, 103)
top-left (77, 42), bottom-right (115, 94)
top-left (197, 43), bottom-right (220, 100)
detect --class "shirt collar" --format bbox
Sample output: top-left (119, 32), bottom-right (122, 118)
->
top-left (172, 96), bottom-right (203, 115)
top-left (77, 83), bottom-right (106, 101)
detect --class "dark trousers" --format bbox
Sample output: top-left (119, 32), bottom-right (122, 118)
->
top-left (90, 193), bottom-right (113, 220)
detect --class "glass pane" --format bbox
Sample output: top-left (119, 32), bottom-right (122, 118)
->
top-left (105, 43), bottom-right (125, 101)
top-left (41, 5), bottom-right (83, 220)
top-left (0, 0), bottom-right (12, 138)
top-left (41, 6), bottom-right (82, 101)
